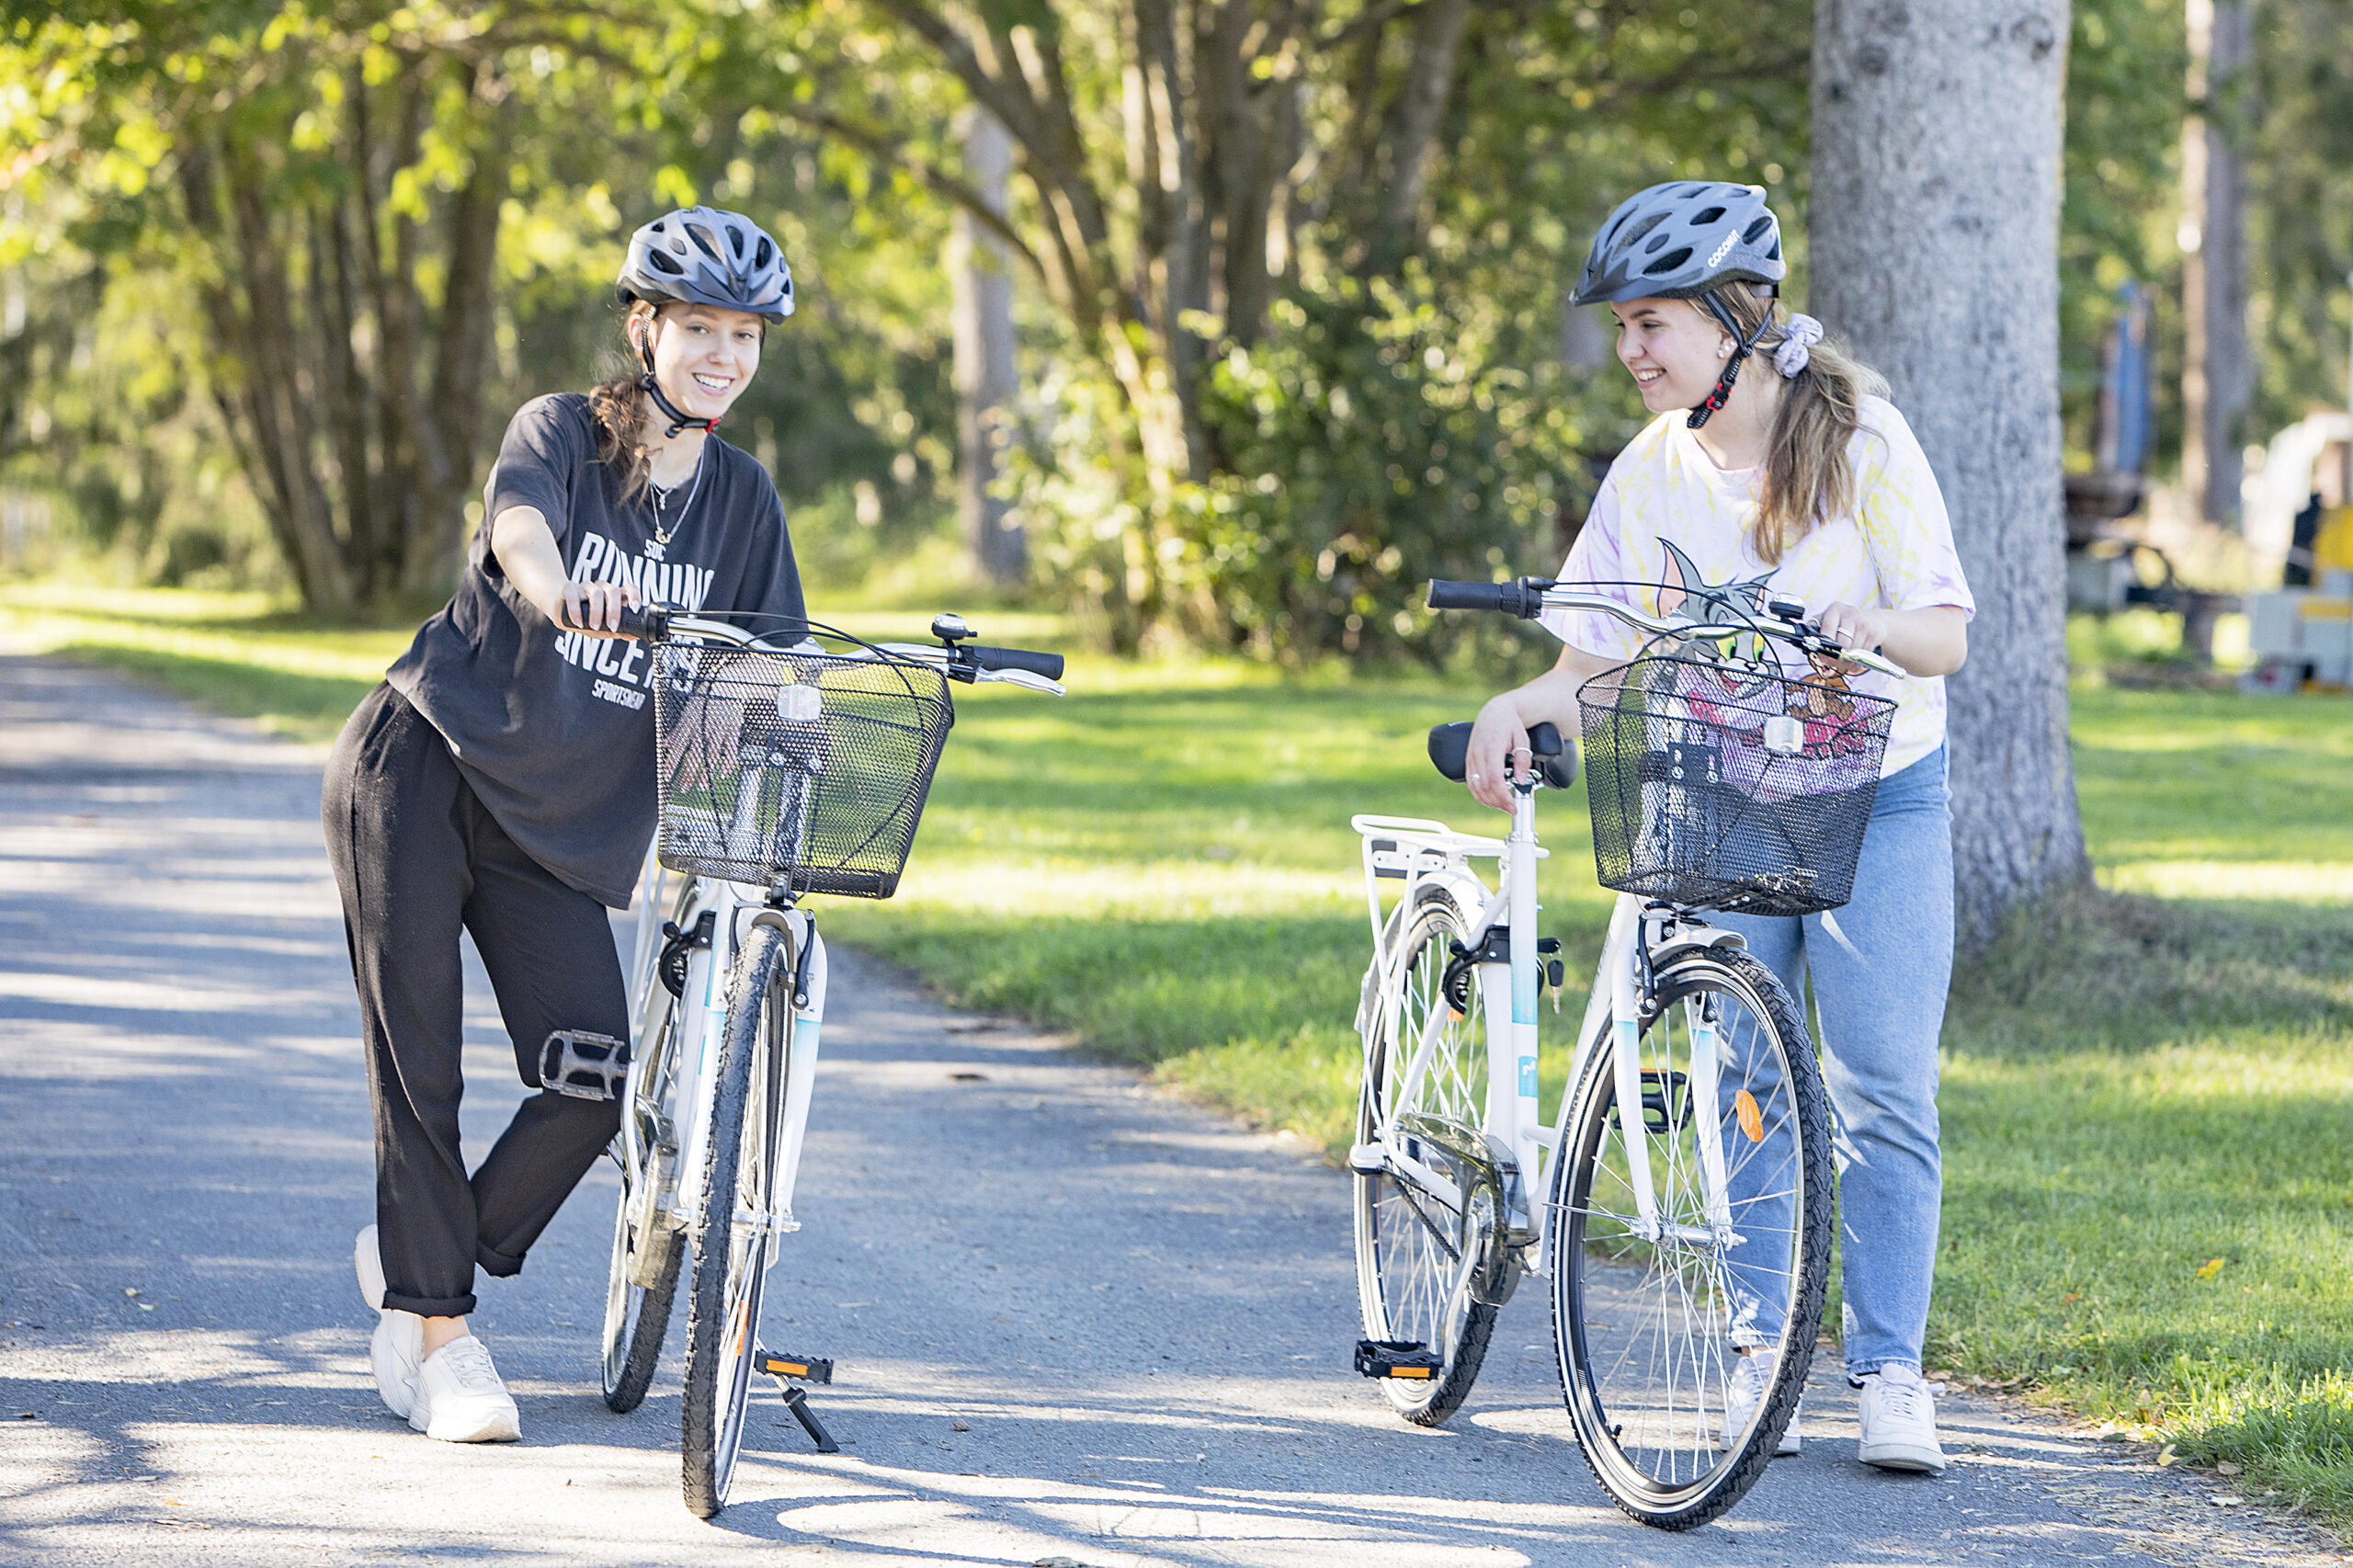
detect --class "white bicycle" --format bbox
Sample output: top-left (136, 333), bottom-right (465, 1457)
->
top-left (1348, 576), bottom-right (1901, 1528)
top-left (577, 607), bottom-right (1063, 1517)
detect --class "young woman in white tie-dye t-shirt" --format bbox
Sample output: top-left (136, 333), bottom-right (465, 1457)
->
top-left (1464, 181), bottom-right (1972, 1475)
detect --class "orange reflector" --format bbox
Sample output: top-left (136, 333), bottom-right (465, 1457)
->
top-left (1393, 1367), bottom-right (1434, 1378)
top-left (1734, 1089), bottom-right (1764, 1143)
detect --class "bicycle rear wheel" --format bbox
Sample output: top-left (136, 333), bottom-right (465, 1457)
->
top-left (603, 971), bottom-right (686, 1413)
top-left (1550, 948), bottom-right (1831, 1529)
top-left (1352, 887), bottom-right (1501, 1426)
top-left (681, 919), bottom-right (790, 1518)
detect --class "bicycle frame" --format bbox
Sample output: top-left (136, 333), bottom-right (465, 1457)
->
top-left (1353, 801), bottom-right (1756, 1285)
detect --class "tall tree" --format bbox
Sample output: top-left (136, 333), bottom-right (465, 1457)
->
top-left (2180, 0), bottom-right (2253, 527)
top-left (1810, 0), bottom-right (2087, 949)
top-left (3, 0), bottom-right (655, 613)
top-left (949, 106), bottom-right (1024, 585)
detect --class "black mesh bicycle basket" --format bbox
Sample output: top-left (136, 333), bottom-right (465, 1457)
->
top-left (1576, 653), bottom-right (1896, 916)
top-left (650, 640), bottom-right (953, 898)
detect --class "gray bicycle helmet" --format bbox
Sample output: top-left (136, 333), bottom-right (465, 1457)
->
top-left (617, 206), bottom-right (794, 324)
top-left (1571, 181), bottom-right (1784, 307)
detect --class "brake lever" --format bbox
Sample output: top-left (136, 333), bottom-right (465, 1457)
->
top-left (980, 670), bottom-right (1067, 697)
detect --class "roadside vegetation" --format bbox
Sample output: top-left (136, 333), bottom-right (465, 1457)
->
top-left (6, 588), bottom-right (2350, 1525)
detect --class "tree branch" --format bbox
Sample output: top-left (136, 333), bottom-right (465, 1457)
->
top-left (778, 104), bottom-right (1051, 288)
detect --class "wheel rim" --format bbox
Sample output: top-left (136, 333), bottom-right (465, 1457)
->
top-left (1557, 965), bottom-right (1811, 1508)
top-left (704, 976), bottom-right (784, 1506)
top-left (602, 1190), bottom-right (642, 1396)
top-left (1357, 903), bottom-right (1493, 1408)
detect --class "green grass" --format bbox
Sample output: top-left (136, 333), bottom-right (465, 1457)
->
top-left (12, 585), bottom-right (2353, 1527)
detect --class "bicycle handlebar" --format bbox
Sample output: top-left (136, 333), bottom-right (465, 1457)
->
top-left (1426, 576), bottom-right (1905, 679)
top-left (554, 605), bottom-right (1067, 691)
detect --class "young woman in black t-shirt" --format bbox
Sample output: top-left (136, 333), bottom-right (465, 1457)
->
top-left (324, 208), bottom-right (805, 1442)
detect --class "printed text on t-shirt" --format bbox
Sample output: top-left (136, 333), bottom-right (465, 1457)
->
top-left (572, 530), bottom-right (715, 611)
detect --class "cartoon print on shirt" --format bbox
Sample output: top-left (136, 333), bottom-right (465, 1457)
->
top-left (1790, 647), bottom-right (1876, 758)
top-left (548, 530), bottom-right (717, 708)
top-left (1656, 539), bottom-right (1775, 628)
top-left (1647, 539), bottom-right (1875, 763)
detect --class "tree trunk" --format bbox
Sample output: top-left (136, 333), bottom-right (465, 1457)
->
top-left (409, 68), bottom-right (511, 597)
top-left (1810, 0), bottom-right (2086, 952)
top-left (176, 140), bottom-right (356, 615)
top-left (2180, 0), bottom-right (2253, 527)
top-left (1364, 0), bottom-right (1472, 276)
top-left (949, 106), bottom-right (1025, 585)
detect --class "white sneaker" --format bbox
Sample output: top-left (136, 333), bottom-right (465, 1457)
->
top-left (1856, 1363), bottom-right (1946, 1472)
top-left (409, 1336), bottom-right (522, 1443)
top-left (354, 1225), bottom-right (423, 1420)
top-left (1721, 1349), bottom-right (1802, 1456)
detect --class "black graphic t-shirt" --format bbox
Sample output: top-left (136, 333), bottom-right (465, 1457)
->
top-left (386, 393), bottom-right (807, 907)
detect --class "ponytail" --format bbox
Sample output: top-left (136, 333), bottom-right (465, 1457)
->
top-left (1698, 285), bottom-right (1889, 565)
top-left (589, 300), bottom-right (662, 506)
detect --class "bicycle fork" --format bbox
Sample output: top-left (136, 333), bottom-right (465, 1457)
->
top-left (670, 893), bottom-right (830, 1272)
top-left (1546, 893), bottom-right (1740, 1271)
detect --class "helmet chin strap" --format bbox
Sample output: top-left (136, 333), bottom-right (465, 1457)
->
top-left (640, 372), bottom-right (720, 439)
top-left (1686, 291), bottom-right (1778, 431)
top-left (635, 328), bottom-right (721, 439)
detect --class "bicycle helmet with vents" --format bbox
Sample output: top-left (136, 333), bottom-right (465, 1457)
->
top-left (617, 206), bottom-right (795, 324)
top-left (1574, 182), bottom-right (1788, 429)
top-left (1571, 181), bottom-right (1784, 307)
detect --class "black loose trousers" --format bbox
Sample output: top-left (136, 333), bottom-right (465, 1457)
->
top-left (323, 683), bottom-right (629, 1317)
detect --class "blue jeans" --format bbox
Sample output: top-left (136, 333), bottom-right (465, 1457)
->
top-left (1717, 744), bottom-right (1953, 1378)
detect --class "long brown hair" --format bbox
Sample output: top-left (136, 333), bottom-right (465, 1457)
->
top-left (1698, 285), bottom-right (1889, 565)
top-left (588, 299), bottom-right (661, 506)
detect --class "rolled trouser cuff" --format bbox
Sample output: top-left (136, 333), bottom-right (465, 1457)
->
top-left (476, 1240), bottom-right (527, 1278)
top-left (382, 1289), bottom-right (478, 1318)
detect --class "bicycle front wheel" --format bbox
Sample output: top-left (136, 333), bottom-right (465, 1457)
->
top-left (1550, 948), bottom-right (1831, 1529)
top-left (1352, 886), bottom-right (1501, 1426)
top-left (681, 919), bottom-right (790, 1518)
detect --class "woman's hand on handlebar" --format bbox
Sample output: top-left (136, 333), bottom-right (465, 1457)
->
top-left (557, 578), bottom-right (638, 638)
top-left (1813, 600), bottom-right (1968, 677)
top-left (1812, 600), bottom-right (1888, 656)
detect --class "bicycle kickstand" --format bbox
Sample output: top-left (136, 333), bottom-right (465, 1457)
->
top-left (756, 1348), bottom-right (840, 1454)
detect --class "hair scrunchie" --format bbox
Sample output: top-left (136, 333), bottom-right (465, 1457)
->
top-left (1775, 313), bottom-right (1824, 378)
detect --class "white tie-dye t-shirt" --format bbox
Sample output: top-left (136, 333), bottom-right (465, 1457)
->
top-left (1539, 396), bottom-right (1973, 778)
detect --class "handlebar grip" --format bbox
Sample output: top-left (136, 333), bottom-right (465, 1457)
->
top-left (558, 603), bottom-right (667, 640)
top-left (965, 644), bottom-right (1065, 681)
top-left (1427, 579), bottom-right (1511, 612)
top-left (1426, 577), bottom-right (1552, 619)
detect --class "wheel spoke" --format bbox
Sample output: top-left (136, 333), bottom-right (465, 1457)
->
top-left (1352, 896), bottom-right (1499, 1426)
top-left (1554, 954), bottom-right (1830, 1527)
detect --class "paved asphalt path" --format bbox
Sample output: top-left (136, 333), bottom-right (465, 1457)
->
top-left (0, 651), bottom-right (2341, 1568)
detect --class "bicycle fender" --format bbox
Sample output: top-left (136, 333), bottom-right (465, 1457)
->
top-left (1354, 870), bottom-right (1486, 1043)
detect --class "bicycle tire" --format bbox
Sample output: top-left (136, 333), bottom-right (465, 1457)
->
top-left (681, 919), bottom-right (790, 1518)
top-left (601, 985), bottom-right (684, 1412)
top-left (1352, 886), bottom-right (1501, 1426)
top-left (1550, 948), bottom-right (1832, 1529)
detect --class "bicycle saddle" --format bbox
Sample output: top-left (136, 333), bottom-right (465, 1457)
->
top-left (1427, 722), bottom-right (1578, 790)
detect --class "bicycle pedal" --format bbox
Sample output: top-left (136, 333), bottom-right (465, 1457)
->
top-left (1354, 1338), bottom-right (1443, 1381)
top-left (756, 1348), bottom-right (835, 1385)
top-left (539, 1029), bottom-right (629, 1102)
